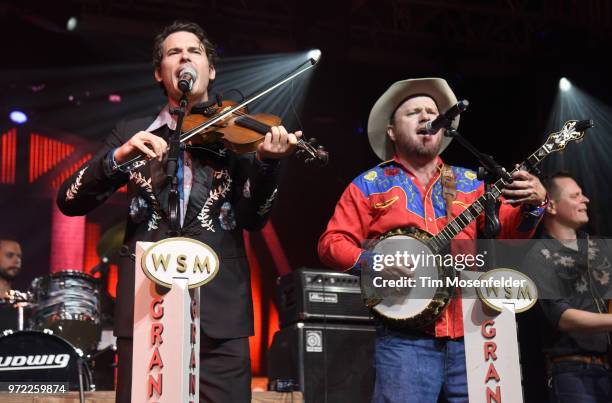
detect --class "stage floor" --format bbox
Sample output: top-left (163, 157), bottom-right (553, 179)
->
top-left (0, 377), bottom-right (302, 402)
top-left (0, 390), bottom-right (303, 402)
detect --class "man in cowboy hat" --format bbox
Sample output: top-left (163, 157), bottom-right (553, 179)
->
top-left (318, 78), bottom-right (547, 402)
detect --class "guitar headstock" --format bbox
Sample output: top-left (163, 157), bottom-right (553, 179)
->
top-left (543, 119), bottom-right (593, 153)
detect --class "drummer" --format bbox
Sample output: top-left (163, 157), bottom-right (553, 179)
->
top-left (0, 239), bottom-right (22, 299)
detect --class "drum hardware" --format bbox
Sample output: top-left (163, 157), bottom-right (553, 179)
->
top-left (88, 343), bottom-right (116, 391)
top-left (2, 272), bottom-right (115, 395)
top-left (365, 120), bottom-right (593, 328)
top-left (1, 328), bottom-right (115, 392)
top-left (29, 270), bottom-right (102, 353)
top-left (0, 290), bottom-right (34, 333)
top-left (120, 244), bottom-right (135, 261)
top-left (15, 303), bottom-right (29, 331)
top-left (77, 360), bottom-right (86, 402)
top-left (3, 289), bottom-right (33, 303)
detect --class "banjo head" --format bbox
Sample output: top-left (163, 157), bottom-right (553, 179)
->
top-left (365, 227), bottom-right (454, 329)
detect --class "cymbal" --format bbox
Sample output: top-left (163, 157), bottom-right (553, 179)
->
top-left (96, 221), bottom-right (126, 263)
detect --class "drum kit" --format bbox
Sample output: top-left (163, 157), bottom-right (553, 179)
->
top-left (0, 224), bottom-right (124, 392)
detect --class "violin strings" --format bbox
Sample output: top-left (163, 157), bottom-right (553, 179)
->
top-left (228, 110), bottom-right (310, 148)
top-left (182, 106), bottom-right (312, 154)
top-left (227, 109), bottom-right (308, 148)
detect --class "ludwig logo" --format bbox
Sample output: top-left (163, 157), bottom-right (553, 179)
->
top-left (476, 268), bottom-right (538, 313)
top-left (141, 237), bottom-right (220, 289)
top-left (0, 354), bottom-right (70, 371)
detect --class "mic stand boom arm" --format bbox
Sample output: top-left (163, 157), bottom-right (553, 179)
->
top-left (444, 128), bottom-right (508, 264)
top-left (445, 128), bottom-right (513, 184)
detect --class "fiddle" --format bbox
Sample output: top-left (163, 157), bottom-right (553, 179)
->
top-left (181, 100), bottom-right (328, 166)
top-left (116, 54), bottom-right (324, 172)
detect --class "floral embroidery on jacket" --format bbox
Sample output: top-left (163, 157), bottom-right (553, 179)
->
top-left (129, 196), bottom-right (149, 224)
top-left (129, 171), bottom-right (162, 231)
top-left (257, 188), bottom-right (277, 216)
top-left (147, 212), bottom-right (162, 231)
top-left (66, 167), bottom-right (88, 201)
top-left (198, 169), bottom-right (232, 232)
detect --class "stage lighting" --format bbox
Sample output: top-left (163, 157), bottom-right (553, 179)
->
top-left (307, 49), bottom-right (322, 63)
top-left (9, 110), bottom-right (28, 124)
top-left (559, 77), bottom-right (572, 92)
top-left (66, 17), bottom-right (78, 31)
top-left (21, 13), bottom-right (78, 33)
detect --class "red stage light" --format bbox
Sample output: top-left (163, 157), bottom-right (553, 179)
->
top-left (28, 133), bottom-right (75, 183)
top-left (1, 128), bottom-right (17, 184)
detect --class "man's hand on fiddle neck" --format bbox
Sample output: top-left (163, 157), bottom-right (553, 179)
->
top-left (256, 125), bottom-right (302, 161)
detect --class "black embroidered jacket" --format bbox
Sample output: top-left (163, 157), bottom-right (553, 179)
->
top-left (57, 116), bottom-right (281, 338)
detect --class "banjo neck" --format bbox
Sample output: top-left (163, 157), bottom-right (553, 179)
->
top-left (426, 143), bottom-right (551, 254)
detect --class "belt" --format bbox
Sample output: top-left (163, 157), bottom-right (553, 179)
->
top-left (549, 354), bottom-right (608, 367)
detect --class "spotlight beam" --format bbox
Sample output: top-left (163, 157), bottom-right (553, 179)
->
top-left (559, 77), bottom-right (572, 92)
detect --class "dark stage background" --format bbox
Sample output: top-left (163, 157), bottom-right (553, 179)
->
top-left (1, 0), bottom-right (612, 398)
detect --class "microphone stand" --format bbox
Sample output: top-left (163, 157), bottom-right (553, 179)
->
top-left (167, 93), bottom-right (189, 236)
top-left (91, 258), bottom-right (115, 328)
top-left (477, 165), bottom-right (501, 267)
top-left (444, 128), bottom-right (510, 268)
top-left (445, 128), bottom-right (512, 184)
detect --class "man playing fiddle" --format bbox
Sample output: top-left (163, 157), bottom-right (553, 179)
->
top-left (58, 20), bottom-right (301, 403)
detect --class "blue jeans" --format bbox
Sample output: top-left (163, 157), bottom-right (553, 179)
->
top-left (549, 361), bottom-right (612, 403)
top-left (372, 330), bottom-right (468, 403)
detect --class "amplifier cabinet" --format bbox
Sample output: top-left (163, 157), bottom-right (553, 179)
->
top-left (268, 322), bottom-right (375, 403)
top-left (276, 268), bottom-right (372, 327)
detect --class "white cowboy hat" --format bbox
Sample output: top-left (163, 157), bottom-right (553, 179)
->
top-left (367, 78), bottom-right (459, 161)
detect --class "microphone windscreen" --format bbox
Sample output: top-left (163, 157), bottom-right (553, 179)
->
top-left (179, 65), bottom-right (198, 80)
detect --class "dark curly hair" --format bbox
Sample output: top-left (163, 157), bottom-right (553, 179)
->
top-left (152, 20), bottom-right (218, 69)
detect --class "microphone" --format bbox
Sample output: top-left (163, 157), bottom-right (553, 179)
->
top-left (178, 65), bottom-right (197, 93)
top-left (424, 99), bottom-right (469, 134)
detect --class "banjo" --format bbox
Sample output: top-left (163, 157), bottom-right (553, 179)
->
top-left (364, 120), bottom-right (591, 329)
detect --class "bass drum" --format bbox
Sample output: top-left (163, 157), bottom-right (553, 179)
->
top-left (30, 270), bottom-right (101, 353)
top-left (0, 330), bottom-right (92, 390)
